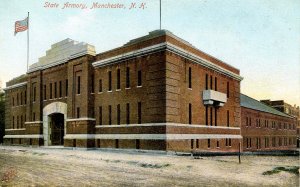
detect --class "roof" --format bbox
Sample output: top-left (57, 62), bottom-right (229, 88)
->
top-left (240, 94), bottom-right (293, 118)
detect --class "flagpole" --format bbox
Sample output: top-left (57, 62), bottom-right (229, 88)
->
top-left (160, 0), bottom-right (161, 30)
top-left (27, 12), bottom-right (29, 72)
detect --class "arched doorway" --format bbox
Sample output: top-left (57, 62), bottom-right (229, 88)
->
top-left (49, 113), bottom-right (64, 145)
top-left (43, 102), bottom-right (67, 146)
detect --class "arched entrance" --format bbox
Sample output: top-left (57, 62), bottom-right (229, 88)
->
top-left (49, 113), bottom-right (64, 145)
top-left (43, 102), bottom-right (67, 146)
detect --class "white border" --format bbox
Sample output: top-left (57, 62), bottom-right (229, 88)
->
top-left (95, 123), bottom-right (240, 130)
top-left (64, 134), bottom-right (242, 140)
top-left (4, 135), bottom-right (43, 139)
top-left (66, 118), bottom-right (96, 122)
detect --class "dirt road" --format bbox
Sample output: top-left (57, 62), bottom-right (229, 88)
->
top-left (0, 146), bottom-right (299, 186)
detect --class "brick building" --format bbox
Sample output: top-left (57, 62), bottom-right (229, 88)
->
top-left (260, 99), bottom-right (300, 147)
top-left (3, 30), bottom-right (297, 153)
top-left (241, 94), bottom-right (297, 151)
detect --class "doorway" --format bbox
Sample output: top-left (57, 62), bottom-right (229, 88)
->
top-left (49, 113), bottom-right (64, 145)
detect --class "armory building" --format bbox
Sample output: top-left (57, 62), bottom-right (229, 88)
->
top-left (3, 30), bottom-right (297, 153)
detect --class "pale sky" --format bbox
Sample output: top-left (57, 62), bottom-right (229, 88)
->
top-left (0, 0), bottom-right (299, 106)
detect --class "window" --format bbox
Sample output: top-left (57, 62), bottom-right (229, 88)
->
top-left (188, 67), bottom-right (192, 88)
top-left (54, 82), bottom-right (57, 98)
top-left (249, 117), bottom-right (251, 126)
top-left (227, 82), bottom-right (229, 98)
top-left (13, 116), bottom-right (15, 129)
top-left (272, 137), bottom-right (276, 147)
top-left (205, 74), bottom-right (208, 90)
top-left (33, 86), bottom-right (36, 102)
top-left (17, 116), bottom-right (19, 128)
top-left (59, 81), bottom-right (62, 97)
top-left (108, 71), bottom-right (112, 91)
top-left (138, 102), bottom-right (142, 124)
top-left (108, 105), bottom-right (112, 125)
top-left (196, 139), bottom-right (199, 148)
top-left (99, 106), bottom-right (102, 125)
top-left (137, 70), bottom-right (142, 86)
top-left (24, 91), bottom-right (27, 104)
top-left (117, 104), bottom-right (120, 125)
top-left (215, 108), bottom-right (217, 126)
top-left (126, 103), bottom-right (130, 124)
top-left (21, 92), bottom-right (23, 105)
top-left (17, 93), bottom-right (19, 106)
top-left (65, 79), bottom-right (68, 97)
top-left (76, 107), bottom-right (80, 118)
top-left (208, 139), bottom-right (211, 148)
top-left (21, 115), bottom-right (23, 128)
top-left (191, 139), bottom-right (194, 149)
top-left (99, 79), bottom-right (102, 92)
top-left (265, 137), bottom-right (269, 148)
top-left (205, 106), bottom-right (208, 126)
top-left (126, 67), bottom-right (130, 88)
top-left (215, 77), bottom-right (217, 91)
top-left (50, 83), bottom-right (53, 99)
top-left (229, 139), bottom-right (231, 147)
top-left (249, 138), bottom-right (252, 147)
top-left (12, 97), bottom-right (14, 106)
top-left (216, 140), bottom-right (220, 148)
top-left (246, 117), bottom-right (248, 127)
top-left (210, 108), bottom-right (213, 126)
top-left (91, 75), bottom-right (94, 93)
top-left (227, 110), bottom-right (229, 127)
top-left (188, 103), bottom-right (192, 124)
top-left (117, 69), bottom-right (120, 90)
top-left (32, 112), bottom-right (36, 121)
top-left (77, 76), bottom-right (81, 94)
top-left (210, 75), bottom-right (213, 90)
top-left (44, 85), bottom-right (47, 100)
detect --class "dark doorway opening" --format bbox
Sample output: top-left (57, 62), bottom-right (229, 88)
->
top-left (50, 113), bottom-right (64, 145)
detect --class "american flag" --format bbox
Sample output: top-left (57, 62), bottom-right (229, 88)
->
top-left (15, 17), bottom-right (28, 35)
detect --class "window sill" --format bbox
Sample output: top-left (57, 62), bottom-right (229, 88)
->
top-left (107, 91), bottom-right (112, 93)
top-left (125, 87), bottom-right (131, 90)
top-left (98, 92), bottom-right (103, 94)
top-left (137, 86), bottom-right (142, 88)
top-left (116, 89), bottom-right (121, 92)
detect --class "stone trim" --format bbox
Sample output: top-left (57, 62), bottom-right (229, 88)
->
top-left (66, 118), bottom-right (96, 122)
top-left (64, 134), bottom-right (242, 140)
top-left (4, 135), bottom-right (43, 139)
top-left (5, 128), bottom-right (26, 131)
top-left (3, 82), bottom-right (27, 91)
top-left (93, 42), bottom-right (243, 81)
top-left (25, 121), bottom-right (43, 124)
top-left (95, 123), bottom-right (240, 130)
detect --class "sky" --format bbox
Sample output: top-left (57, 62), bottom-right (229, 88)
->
top-left (0, 0), bottom-right (299, 106)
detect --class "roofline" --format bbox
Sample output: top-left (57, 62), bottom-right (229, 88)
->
top-left (241, 93), bottom-right (295, 119)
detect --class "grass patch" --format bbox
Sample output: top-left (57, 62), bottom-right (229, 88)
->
top-left (263, 166), bottom-right (299, 175)
top-left (32, 152), bottom-right (47, 156)
top-left (139, 163), bottom-right (170, 169)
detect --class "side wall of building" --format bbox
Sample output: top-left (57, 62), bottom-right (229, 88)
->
top-left (241, 107), bottom-right (297, 151)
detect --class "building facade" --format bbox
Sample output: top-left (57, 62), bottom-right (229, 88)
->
top-left (3, 30), bottom-right (297, 153)
top-left (261, 99), bottom-right (300, 147)
top-left (241, 95), bottom-right (297, 151)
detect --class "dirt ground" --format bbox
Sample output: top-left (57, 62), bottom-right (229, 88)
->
top-left (0, 146), bottom-right (299, 186)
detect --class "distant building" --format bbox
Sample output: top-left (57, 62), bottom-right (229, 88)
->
top-left (260, 99), bottom-right (300, 147)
